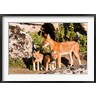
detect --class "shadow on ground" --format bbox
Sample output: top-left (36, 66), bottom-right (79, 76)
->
top-left (22, 57), bottom-right (32, 69)
top-left (61, 57), bottom-right (70, 67)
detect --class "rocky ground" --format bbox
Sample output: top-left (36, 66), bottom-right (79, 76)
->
top-left (9, 64), bottom-right (87, 74)
top-left (9, 54), bottom-right (87, 74)
top-left (45, 64), bottom-right (87, 74)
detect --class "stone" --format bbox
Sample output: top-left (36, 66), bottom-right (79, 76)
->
top-left (9, 25), bottom-right (33, 59)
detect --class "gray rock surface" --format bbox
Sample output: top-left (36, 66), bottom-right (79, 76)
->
top-left (45, 64), bottom-right (87, 74)
top-left (9, 25), bottom-right (33, 59)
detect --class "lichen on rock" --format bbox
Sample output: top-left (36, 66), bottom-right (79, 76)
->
top-left (9, 24), bottom-right (33, 59)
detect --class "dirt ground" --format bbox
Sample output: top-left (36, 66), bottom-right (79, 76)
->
top-left (9, 53), bottom-right (87, 74)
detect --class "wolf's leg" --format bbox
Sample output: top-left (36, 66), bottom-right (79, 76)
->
top-left (73, 43), bottom-right (81, 65)
top-left (37, 62), bottom-right (39, 71)
top-left (73, 51), bottom-right (81, 65)
top-left (49, 64), bottom-right (51, 70)
top-left (54, 61), bottom-right (56, 69)
top-left (33, 61), bottom-right (36, 71)
top-left (45, 63), bottom-right (48, 71)
top-left (40, 61), bottom-right (42, 71)
top-left (69, 52), bottom-right (73, 66)
top-left (58, 54), bottom-right (61, 68)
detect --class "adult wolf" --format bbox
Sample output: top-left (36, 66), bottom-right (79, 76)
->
top-left (42, 34), bottom-right (81, 68)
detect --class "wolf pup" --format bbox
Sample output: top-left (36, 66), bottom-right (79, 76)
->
top-left (32, 50), bottom-right (43, 71)
top-left (43, 51), bottom-right (58, 71)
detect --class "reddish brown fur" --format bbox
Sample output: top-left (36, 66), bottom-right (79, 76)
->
top-left (32, 51), bottom-right (43, 71)
top-left (42, 34), bottom-right (81, 68)
top-left (44, 55), bottom-right (51, 71)
top-left (44, 52), bottom-right (58, 71)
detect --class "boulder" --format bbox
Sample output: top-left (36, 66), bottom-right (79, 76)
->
top-left (9, 25), bottom-right (33, 59)
top-left (80, 23), bottom-right (88, 32)
top-left (9, 23), bottom-right (43, 33)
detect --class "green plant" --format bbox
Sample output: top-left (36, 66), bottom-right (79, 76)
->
top-left (66, 23), bottom-right (76, 41)
top-left (30, 33), bottom-right (44, 51)
top-left (78, 34), bottom-right (87, 52)
top-left (54, 24), bottom-right (65, 42)
top-left (42, 46), bottom-right (51, 53)
top-left (29, 32), bottom-right (51, 53)
top-left (9, 56), bottom-right (25, 68)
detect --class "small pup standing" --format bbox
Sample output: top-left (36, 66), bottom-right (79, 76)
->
top-left (32, 50), bottom-right (43, 71)
top-left (43, 51), bottom-right (58, 71)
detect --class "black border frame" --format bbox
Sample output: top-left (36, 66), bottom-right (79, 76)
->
top-left (0, 14), bottom-right (96, 83)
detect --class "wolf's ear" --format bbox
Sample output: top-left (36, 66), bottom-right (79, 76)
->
top-left (44, 33), bottom-right (48, 38)
top-left (44, 34), bottom-right (50, 39)
top-left (47, 34), bottom-right (50, 39)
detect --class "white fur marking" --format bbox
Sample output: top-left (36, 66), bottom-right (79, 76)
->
top-left (43, 42), bottom-right (49, 47)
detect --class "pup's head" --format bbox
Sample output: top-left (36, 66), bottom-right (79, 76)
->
top-left (32, 50), bottom-right (39, 59)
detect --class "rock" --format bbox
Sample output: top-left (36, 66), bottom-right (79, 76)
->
top-left (52, 23), bottom-right (59, 30)
top-left (9, 25), bottom-right (33, 59)
top-left (80, 23), bottom-right (88, 32)
top-left (45, 64), bottom-right (87, 74)
top-left (9, 23), bottom-right (43, 33)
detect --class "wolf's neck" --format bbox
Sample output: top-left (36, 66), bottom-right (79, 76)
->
top-left (49, 39), bottom-right (58, 50)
